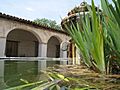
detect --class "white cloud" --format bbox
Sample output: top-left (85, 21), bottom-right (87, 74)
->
top-left (1, 0), bottom-right (107, 24)
top-left (26, 7), bottom-right (34, 12)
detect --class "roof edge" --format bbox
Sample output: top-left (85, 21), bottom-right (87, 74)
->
top-left (0, 12), bottom-right (68, 35)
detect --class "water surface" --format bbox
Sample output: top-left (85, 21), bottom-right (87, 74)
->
top-left (0, 58), bottom-right (68, 89)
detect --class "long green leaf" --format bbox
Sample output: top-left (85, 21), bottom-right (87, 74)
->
top-left (64, 0), bottom-right (105, 73)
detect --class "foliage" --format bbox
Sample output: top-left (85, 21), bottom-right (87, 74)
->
top-left (33, 18), bottom-right (61, 30)
top-left (101, 0), bottom-right (120, 73)
top-left (5, 72), bottom-right (101, 90)
top-left (63, 0), bottom-right (105, 73)
top-left (5, 72), bottom-right (69, 90)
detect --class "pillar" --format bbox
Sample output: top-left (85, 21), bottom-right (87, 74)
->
top-left (60, 50), bottom-right (67, 58)
top-left (38, 43), bottom-right (47, 72)
top-left (60, 41), bottom-right (70, 65)
top-left (0, 37), bottom-right (6, 57)
top-left (76, 49), bottom-right (80, 65)
top-left (38, 43), bottom-right (47, 57)
top-left (60, 41), bottom-right (68, 58)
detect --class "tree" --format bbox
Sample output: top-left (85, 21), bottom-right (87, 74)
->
top-left (33, 18), bottom-right (61, 30)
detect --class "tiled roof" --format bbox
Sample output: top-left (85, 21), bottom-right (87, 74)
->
top-left (0, 12), bottom-right (68, 35)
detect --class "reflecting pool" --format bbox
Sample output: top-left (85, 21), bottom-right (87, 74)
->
top-left (0, 57), bottom-right (68, 89)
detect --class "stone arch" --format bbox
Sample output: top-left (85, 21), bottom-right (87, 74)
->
top-left (5, 28), bottom-right (42, 43)
top-left (5, 29), bottom-right (41, 57)
top-left (47, 36), bottom-right (62, 58)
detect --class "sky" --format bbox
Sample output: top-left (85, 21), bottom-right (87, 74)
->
top-left (0, 0), bottom-right (112, 24)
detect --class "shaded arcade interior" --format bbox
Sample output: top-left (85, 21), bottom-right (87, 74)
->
top-left (5, 29), bottom-right (61, 58)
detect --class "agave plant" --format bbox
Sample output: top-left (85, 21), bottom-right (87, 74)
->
top-left (63, 0), bottom-right (105, 73)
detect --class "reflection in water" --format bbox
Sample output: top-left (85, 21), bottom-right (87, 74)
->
top-left (0, 58), bottom-right (67, 89)
top-left (4, 61), bottom-right (38, 87)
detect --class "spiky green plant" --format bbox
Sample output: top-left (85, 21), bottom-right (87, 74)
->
top-left (5, 72), bottom-right (69, 90)
top-left (101, 0), bottom-right (120, 65)
top-left (101, 0), bottom-right (120, 53)
top-left (63, 0), bottom-right (105, 73)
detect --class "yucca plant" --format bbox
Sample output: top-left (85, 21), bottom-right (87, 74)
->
top-left (63, 0), bottom-right (105, 73)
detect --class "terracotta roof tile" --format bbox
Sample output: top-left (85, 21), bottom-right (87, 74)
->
top-left (0, 12), bottom-right (68, 35)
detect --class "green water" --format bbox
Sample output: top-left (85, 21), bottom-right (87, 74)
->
top-left (0, 59), bottom-right (62, 89)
